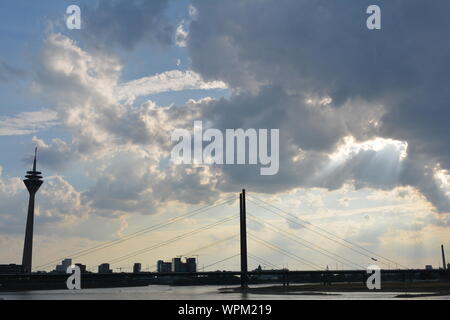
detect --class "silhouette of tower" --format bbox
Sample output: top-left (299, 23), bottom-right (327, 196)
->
top-left (442, 244), bottom-right (447, 270)
top-left (21, 148), bottom-right (43, 273)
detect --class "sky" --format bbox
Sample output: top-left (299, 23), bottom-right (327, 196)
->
top-left (0, 0), bottom-right (449, 272)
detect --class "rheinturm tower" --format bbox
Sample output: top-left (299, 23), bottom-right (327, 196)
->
top-left (21, 148), bottom-right (43, 273)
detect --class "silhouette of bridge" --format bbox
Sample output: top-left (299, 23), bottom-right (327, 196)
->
top-left (33, 189), bottom-right (417, 288)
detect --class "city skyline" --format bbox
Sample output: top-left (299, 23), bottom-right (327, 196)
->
top-left (0, 0), bottom-right (449, 273)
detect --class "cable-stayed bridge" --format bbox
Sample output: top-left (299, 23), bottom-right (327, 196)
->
top-left (29, 189), bottom-right (422, 288)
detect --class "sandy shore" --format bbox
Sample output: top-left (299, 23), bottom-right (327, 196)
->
top-left (219, 281), bottom-right (450, 298)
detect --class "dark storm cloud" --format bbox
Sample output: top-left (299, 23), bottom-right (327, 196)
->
top-left (185, 0), bottom-right (450, 212)
top-left (81, 0), bottom-right (174, 50)
top-left (399, 156), bottom-right (450, 213)
top-left (188, 0), bottom-right (448, 100)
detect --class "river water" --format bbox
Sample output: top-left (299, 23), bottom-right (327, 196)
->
top-left (1, 285), bottom-right (449, 300)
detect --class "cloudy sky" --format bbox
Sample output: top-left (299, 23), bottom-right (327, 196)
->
top-left (0, 0), bottom-right (449, 272)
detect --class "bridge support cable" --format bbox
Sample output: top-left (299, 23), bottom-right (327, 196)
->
top-left (108, 215), bottom-right (238, 265)
top-left (142, 235), bottom-right (240, 272)
top-left (248, 232), bottom-right (323, 270)
top-left (248, 198), bottom-right (377, 263)
top-left (248, 196), bottom-right (407, 269)
top-left (36, 196), bottom-right (237, 270)
top-left (247, 213), bottom-right (364, 269)
top-left (183, 234), bottom-right (239, 257)
top-left (203, 254), bottom-right (240, 271)
top-left (248, 195), bottom-right (408, 269)
top-left (248, 254), bottom-right (280, 270)
top-left (138, 234), bottom-right (240, 272)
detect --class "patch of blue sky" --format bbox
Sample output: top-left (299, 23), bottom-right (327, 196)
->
top-left (0, 123), bottom-right (65, 176)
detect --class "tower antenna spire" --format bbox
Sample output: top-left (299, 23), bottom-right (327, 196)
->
top-left (33, 147), bottom-right (37, 172)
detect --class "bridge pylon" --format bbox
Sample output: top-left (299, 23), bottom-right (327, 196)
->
top-left (240, 189), bottom-right (248, 289)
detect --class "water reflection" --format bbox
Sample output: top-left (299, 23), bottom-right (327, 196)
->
top-left (1, 285), bottom-right (449, 300)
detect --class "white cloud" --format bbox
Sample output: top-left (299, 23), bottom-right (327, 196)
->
top-left (31, 33), bottom-right (226, 219)
top-left (175, 24), bottom-right (188, 48)
top-left (0, 109), bottom-right (58, 136)
top-left (0, 173), bottom-right (88, 235)
top-left (27, 136), bottom-right (74, 171)
top-left (115, 70), bottom-right (227, 102)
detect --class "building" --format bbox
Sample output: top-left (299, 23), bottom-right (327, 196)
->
top-left (75, 263), bottom-right (87, 273)
top-left (157, 260), bottom-right (172, 273)
top-left (98, 263), bottom-right (112, 274)
top-left (156, 257), bottom-right (197, 273)
top-left (55, 258), bottom-right (72, 273)
top-left (133, 263), bottom-right (141, 273)
top-left (186, 258), bottom-right (197, 273)
top-left (172, 257), bottom-right (183, 272)
top-left (0, 264), bottom-right (23, 274)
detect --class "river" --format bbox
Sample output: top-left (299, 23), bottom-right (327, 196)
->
top-left (1, 285), bottom-right (450, 300)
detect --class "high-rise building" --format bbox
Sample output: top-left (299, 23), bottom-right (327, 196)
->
top-left (157, 257), bottom-right (197, 273)
top-left (75, 263), bottom-right (87, 273)
top-left (98, 263), bottom-right (112, 273)
top-left (186, 258), bottom-right (197, 273)
top-left (133, 263), bottom-right (141, 273)
top-left (21, 148), bottom-right (43, 273)
top-left (172, 257), bottom-right (183, 272)
top-left (157, 260), bottom-right (172, 273)
top-left (55, 258), bottom-right (72, 273)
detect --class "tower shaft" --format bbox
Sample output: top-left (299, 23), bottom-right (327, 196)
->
top-left (22, 193), bottom-right (36, 273)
